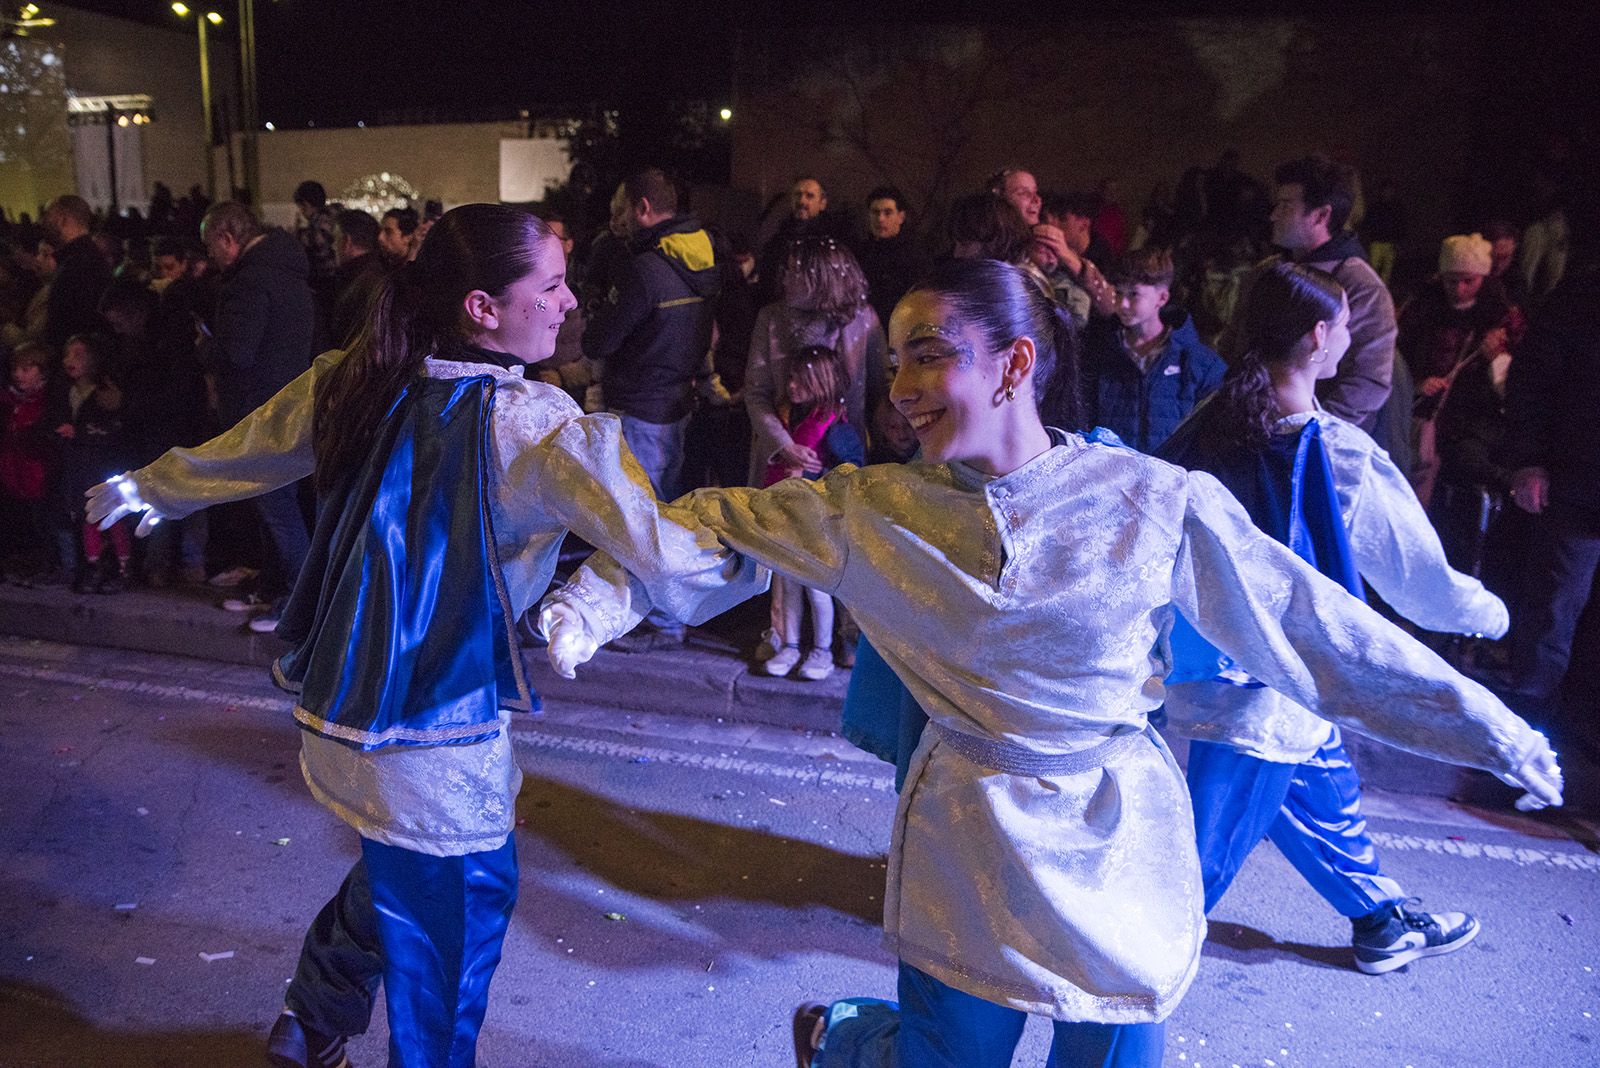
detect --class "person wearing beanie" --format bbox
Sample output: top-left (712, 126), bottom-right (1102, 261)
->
top-left (1399, 233), bottom-right (1526, 386)
top-left (1440, 232), bottom-right (1493, 279)
top-left (1398, 232), bottom-right (1530, 512)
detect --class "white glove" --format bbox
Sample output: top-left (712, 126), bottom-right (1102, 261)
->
top-left (85, 474), bottom-right (163, 536)
top-left (1498, 734), bottom-right (1564, 811)
top-left (538, 601), bottom-right (598, 680)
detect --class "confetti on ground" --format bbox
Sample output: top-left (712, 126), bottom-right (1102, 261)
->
top-left (272, 838), bottom-right (291, 846)
top-left (769, 797), bottom-right (786, 805)
top-left (603, 912), bottom-right (626, 921)
top-left (136, 807), bottom-right (150, 816)
top-left (134, 957), bottom-right (156, 965)
top-left (199, 950), bottom-right (235, 962)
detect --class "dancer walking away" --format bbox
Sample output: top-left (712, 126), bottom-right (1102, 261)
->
top-left (1159, 261), bottom-right (1520, 974)
top-left (542, 259), bottom-right (1560, 1067)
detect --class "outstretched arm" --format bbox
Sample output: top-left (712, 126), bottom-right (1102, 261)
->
top-left (1346, 445), bottom-right (1508, 638)
top-left (87, 348), bottom-right (343, 529)
top-left (519, 412), bottom-right (779, 643)
top-left (541, 470), bottom-right (856, 669)
top-left (1169, 470), bottom-right (1557, 803)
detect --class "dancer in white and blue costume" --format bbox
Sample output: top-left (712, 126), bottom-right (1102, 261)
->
top-left (1159, 261), bottom-right (1528, 975)
top-left (88, 206), bottom-right (756, 1068)
top-left (543, 260), bottom-right (1561, 1068)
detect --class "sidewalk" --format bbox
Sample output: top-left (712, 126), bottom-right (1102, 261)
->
top-left (0, 579), bottom-right (1559, 806)
top-left (0, 580), bottom-right (848, 735)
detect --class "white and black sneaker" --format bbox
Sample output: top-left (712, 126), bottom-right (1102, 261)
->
top-left (267, 1010), bottom-right (352, 1068)
top-left (1351, 900), bottom-right (1480, 975)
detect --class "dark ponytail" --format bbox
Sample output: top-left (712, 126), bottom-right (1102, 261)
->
top-left (312, 204), bottom-right (554, 491)
top-left (903, 258), bottom-right (1086, 431)
top-left (1205, 261), bottom-right (1345, 450)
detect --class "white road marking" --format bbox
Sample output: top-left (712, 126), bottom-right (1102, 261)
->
top-left (1366, 829), bottom-right (1600, 872)
top-left (511, 727), bottom-right (896, 793)
top-left (5, 656), bottom-right (1598, 871)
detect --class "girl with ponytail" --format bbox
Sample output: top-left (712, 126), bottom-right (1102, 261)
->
top-left (546, 258), bottom-right (1558, 1066)
top-left (85, 204), bottom-right (761, 1067)
top-left (1160, 260), bottom-right (1549, 977)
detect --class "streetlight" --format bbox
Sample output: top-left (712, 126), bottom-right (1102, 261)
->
top-left (238, 0), bottom-right (261, 205)
top-left (171, 2), bottom-right (221, 199)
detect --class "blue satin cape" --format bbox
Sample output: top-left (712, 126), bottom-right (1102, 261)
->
top-left (272, 374), bottom-right (536, 751)
top-left (1157, 410), bottom-right (1365, 683)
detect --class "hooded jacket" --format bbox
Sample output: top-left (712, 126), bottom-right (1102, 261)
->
top-left (205, 227), bottom-right (316, 425)
top-left (1083, 314), bottom-right (1226, 453)
top-left (584, 215), bottom-right (720, 425)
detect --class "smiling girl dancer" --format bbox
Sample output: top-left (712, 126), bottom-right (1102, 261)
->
top-left (542, 258), bottom-right (1560, 1068)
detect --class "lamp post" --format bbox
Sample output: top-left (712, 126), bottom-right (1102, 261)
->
top-left (171, 3), bottom-right (222, 200)
top-left (238, 0), bottom-right (259, 206)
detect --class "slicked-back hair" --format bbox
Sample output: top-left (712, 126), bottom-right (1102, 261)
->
top-left (903, 258), bottom-right (1081, 427)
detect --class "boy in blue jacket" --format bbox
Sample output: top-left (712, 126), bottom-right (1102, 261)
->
top-left (1084, 247), bottom-right (1226, 452)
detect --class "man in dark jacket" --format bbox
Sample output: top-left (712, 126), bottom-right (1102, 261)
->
top-left (41, 195), bottom-right (112, 353)
top-left (1084, 247), bottom-right (1226, 452)
top-left (200, 201), bottom-right (316, 631)
top-left (1501, 242), bottom-right (1600, 729)
top-left (756, 175), bottom-right (850, 305)
top-left (327, 208), bottom-right (388, 349)
top-left (585, 168), bottom-right (720, 497)
top-left (856, 185), bottom-right (929, 330)
top-left (583, 167), bottom-right (720, 648)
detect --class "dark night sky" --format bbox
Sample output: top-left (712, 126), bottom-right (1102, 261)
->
top-left (55, 0), bottom-right (1500, 127)
top-left (59, 0), bottom-right (743, 124)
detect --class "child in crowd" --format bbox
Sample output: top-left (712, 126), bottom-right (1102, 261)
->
top-left (1083, 247), bottom-right (1226, 454)
top-left (54, 333), bottom-right (132, 592)
top-left (759, 345), bottom-right (865, 680)
top-left (0, 342), bottom-right (56, 582)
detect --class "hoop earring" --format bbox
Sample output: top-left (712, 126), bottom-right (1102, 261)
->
top-left (1004, 384), bottom-right (1017, 402)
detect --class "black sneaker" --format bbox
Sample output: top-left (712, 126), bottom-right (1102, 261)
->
top-left (1351, 900), bottom-right (1480, 974)
top-left (267, 1011), bottom-right (351, 1068)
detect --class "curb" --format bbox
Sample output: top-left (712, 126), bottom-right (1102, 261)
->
top-left (0, 583), bottom-right (848, 734)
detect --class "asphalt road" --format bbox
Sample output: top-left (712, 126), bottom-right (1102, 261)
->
top-left (1, 636), bottom-right (1597, 1068)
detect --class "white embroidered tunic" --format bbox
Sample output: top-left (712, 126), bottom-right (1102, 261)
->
top-left (550, 437), bottom-right (1543, 1023)
top-left (130, 353), bottom-right (754, 856)
top-left (1163, 408), bottom-right (1513, 764)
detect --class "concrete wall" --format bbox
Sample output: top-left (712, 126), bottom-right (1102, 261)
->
top-left (732, 17), bottom-right (1472, 255)
top-left (249, 121), bottom-right (542, 227)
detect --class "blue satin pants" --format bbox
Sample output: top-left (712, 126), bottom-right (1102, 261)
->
top-left (814, 962), bottom-right (1165, 1068)
top-left (1188, 728), bottom-right (1405, 917)
top-left (284, 837), bottom-right (519, 1068)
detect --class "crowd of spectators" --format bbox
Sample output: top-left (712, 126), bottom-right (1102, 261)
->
top-left (1, 152), bottom-right (1594, 742)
